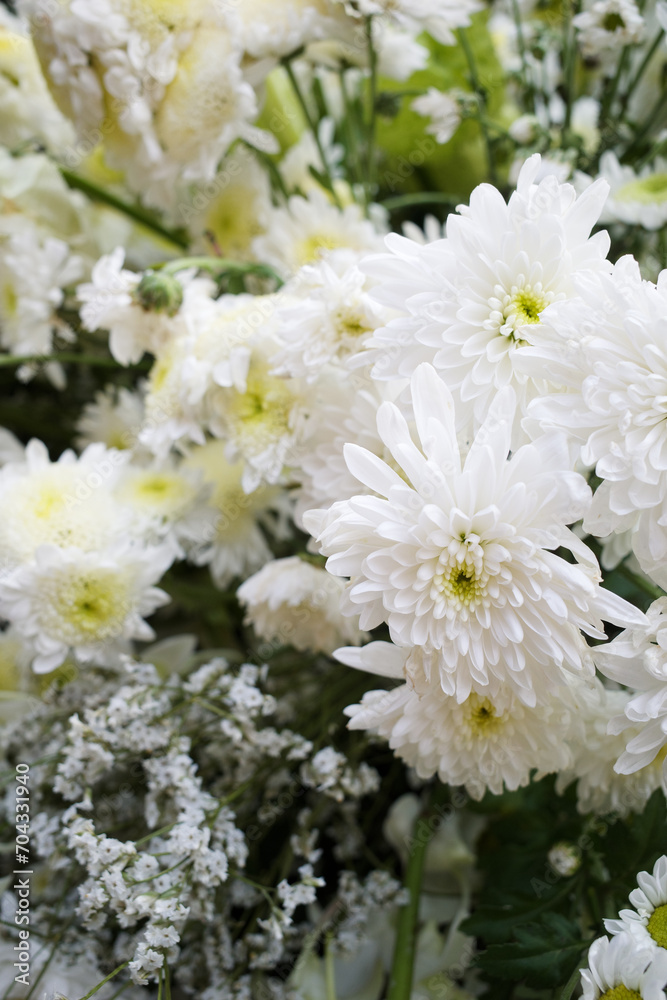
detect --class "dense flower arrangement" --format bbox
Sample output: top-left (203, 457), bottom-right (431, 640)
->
top-left (2, 0), bottom-right (667, 997)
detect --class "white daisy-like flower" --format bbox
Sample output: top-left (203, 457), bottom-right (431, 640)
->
top-left (206, 345), bottom-right (309, 494)
top-left (594, 599), bottom-right (667, 787)
top-left (341, 642), bottom-right (574, 799)
top-left (252, 190), bottom-right (386, 280)
top-left (606, 856), bottom-right (667, 953)
top-left (238, 556), bottom-right (367, 654)
top-left (596, 151), bottom-right (667, 231)
top-left (0, 226), bottom-right (82, 356)
top-left (412, 88), bottom-right (462, 145)
top-left (574, 0), bottom-right (645, 60)
top-left (113, 457), bottom-right (216, 555)
top-left (580, 933), bottom-right (667, 1000)
top-left (182, 440), bottom-right (292, 588)
top-left (75, 384), bottom-right (146, 452)
top-left (0, 541), bottom-right (172, 673)
top-left (271, 259), bottom-right (389, 380)
top-left (0, 439), bottom-right (129, 570)
top-left (555, 680), bottom-right (663, 817)
top-left (521, 256), bottom-right (667, 587)
top-left (360, 154), bottom-right (611, 439)
top-left (304, 364), bottom-right (644, 706)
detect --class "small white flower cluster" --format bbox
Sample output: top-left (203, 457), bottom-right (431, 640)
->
top-left (580, 855), bottom-right (667, 998)
top-left (0, 654), bottom-right (397, 992)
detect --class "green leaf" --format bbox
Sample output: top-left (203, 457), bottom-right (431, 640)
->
top-left (474, 913), bottom-right (589, 988)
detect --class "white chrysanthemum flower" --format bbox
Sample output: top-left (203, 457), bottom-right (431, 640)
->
top-left (594, 599), bottom-right (667, 787)
top-left (341, 642), bottom-right (573, 799)
top-left (0, 226), bottom-right (82, 356)
top-left (238, 556), bottom-right (367, 654)
top-left (334, 0), bottom-right (482, 46)
top-left (412, 89), bottom-right (462, 145)
top-left (521, 256), bottom-right (667, 587)
top-left (304, 364), bottom-right (644, 705)
top-left (580, 933), bottom-right (667, 1000)
top-left (183, 440), bottom-right (292, 588)
top-left (272, 259), bottom-right (389, 379)
top-left (0, 541), bottom-right (172, 673)
top-left (596, 151), bottom-right (667, 230)
top-left (75, 384), bottom-right (145, 451)
top-left (606, 857), bottom-right (667, 953)
top-left (252, 190), bottom-right (386, 280)
top-left (78, 249), bottom-right (202, 366)
top-left (0, 439), bottom-right (129, 570)
top-left (555, 680), bottom-right (663, 816)
top-left (574, 0), bottom-right (645, 60)
top-left (360, 154), bottom-right (611, 439)
top-left (113, 457), bottom-right (215, 555)
top-left (206, 347), bottom-right (309, 494)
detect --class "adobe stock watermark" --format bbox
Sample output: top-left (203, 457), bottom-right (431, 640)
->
top-left (13, 763), bottom-right (32, 989)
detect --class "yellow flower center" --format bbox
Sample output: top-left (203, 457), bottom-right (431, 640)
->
top-left (600, 987), bottom-right (642, 1000)
top-left (648, 903), bottom-right (667, 949)
top-left (52, 570), bottom-right (130, 642)
top-left (463, 694), bottom-right (505, 735)
top-left (1, 281), bottom-right (17, 318)
top-left (296, 233), bottom-right (347, 267)
top-left (226, 366), bottom-right (294, 457)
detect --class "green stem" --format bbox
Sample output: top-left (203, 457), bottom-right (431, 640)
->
top-left (624, 87), bottom-right (667, 158)
top-left (59, 170), bottom-right (189, 249)
top-left (76, 963), bottom-right (130, 1000)
top-left (617, 563), bottom-right (664, 599)
top-left (281, 59), bottom-right (343, 208)
top-left (364, 15), bottom-right (378, 206)
top-left (457, 29), bottom-right (498, 185)
top-left (387, 785), bottom-right (447, 1000)
top-left (562, 0), bottom-right (579, 134)
top-left (159, 256), bottom-right (283, 286)
top-left (324, 936), bottom-right (337, 1000)
top-left (601, 45), bottom-right (631, 127)
top-left (559, 960), bottom-right (583, 1000)
top-left (381, 191), bottom-right (460, 211)
top-left (511, 0), bottom-right (534, 110)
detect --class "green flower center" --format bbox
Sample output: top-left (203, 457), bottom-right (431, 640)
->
top-left (511, 289), bottom-right (545, 325)
top-left (52, 571), bottom-right (129, 642)
top-left (648, 903), bottom-right (667, 948)
top-left (600, 987), bottom-right (642, 1000)
top-left (616, 173), bottom-right (667, 204)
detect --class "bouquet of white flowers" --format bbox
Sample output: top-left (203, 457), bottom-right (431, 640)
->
top-left (1, 0), bottom-right (667, 997)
